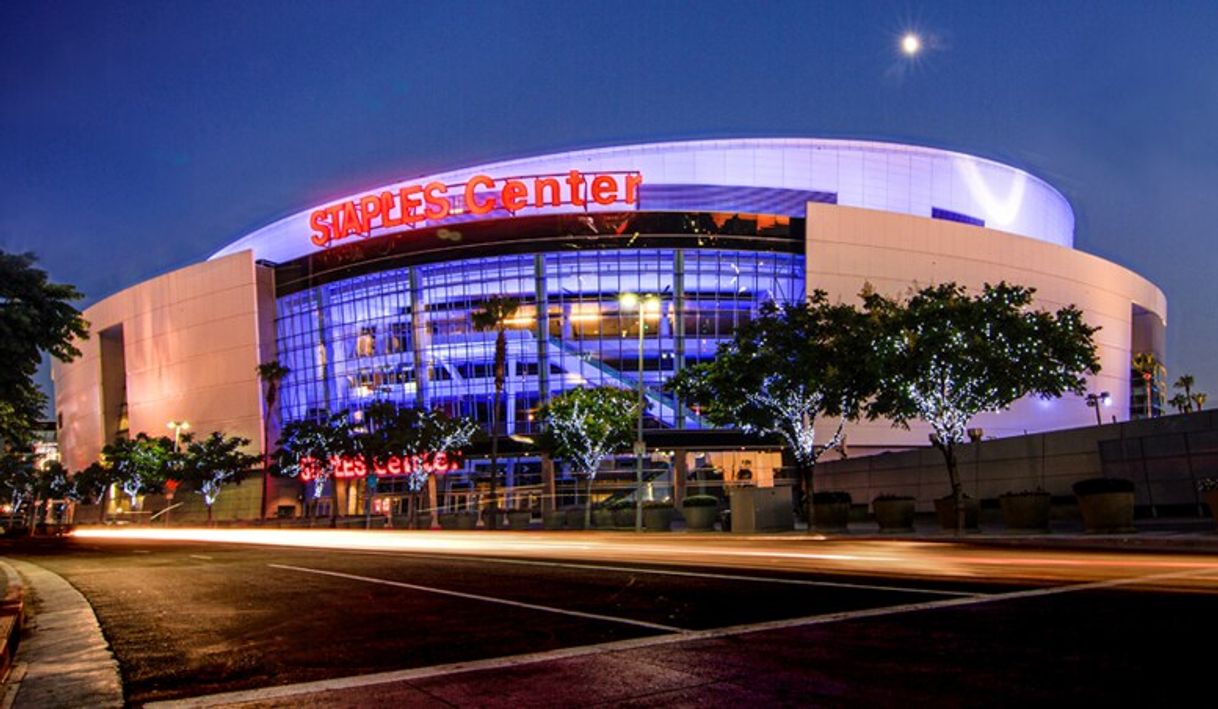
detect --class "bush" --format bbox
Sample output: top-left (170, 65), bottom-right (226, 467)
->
top-left (1072, 477), bottom-right (1135, 496)
top-left (1199, 478), bottom-right (1218, 492)
top-left (682, 494), bottom-right (719, 508)
top-left (812, 491), bottom-right (852, 505)
top-left (642, 500), bottom-right (674, 510)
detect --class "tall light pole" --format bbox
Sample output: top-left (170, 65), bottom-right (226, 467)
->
top-left (165, 420), bottom-right (189, 526)
top-left (619, 292), bottom-right (657, 533)
top-left (1084, 392), bottom-right (1110, 427)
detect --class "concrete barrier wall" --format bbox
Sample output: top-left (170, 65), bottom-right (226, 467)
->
top-left (815, 411), bottom-right (1218, 513)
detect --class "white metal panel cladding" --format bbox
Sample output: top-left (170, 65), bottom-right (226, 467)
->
top-left (211, 138), bottom-right (1074, 265)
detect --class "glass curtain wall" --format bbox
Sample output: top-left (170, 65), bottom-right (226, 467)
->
top-left (275, 248), bottom-right (804, 433)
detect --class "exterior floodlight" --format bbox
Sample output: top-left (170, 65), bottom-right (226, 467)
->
top-left (619, 292), bottom-right (639, 310)
top-left (901, 33), bottom-right (921, 56)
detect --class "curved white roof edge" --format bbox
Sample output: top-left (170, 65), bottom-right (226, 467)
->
top-left (212, 137), bottom-right (1075, 265)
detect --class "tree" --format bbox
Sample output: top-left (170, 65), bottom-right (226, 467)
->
top-left (256, 360), bottom-right (291, 519)
top-left (865, 282), bottom-right (1100, 532)
top-left (71, 461), bottom-right (118, 523)
top-left (1132, 352), bottom-right (1160, 419)
top-left (274, 411), bottom-right (357, 525)
top-left (0, 446), bottom-right (37, 528)
top-left (540, 387), bottom-right (638, 529)
top-left (471, 295), bottom-right (521, 529)
top-left (360, 403), bottom-right (479, 528)
top-left (0, 251), bottom-right (89, 445)
top-left (1172, 374), bottom-right (1205, 415)
top-left (180, 432), bottom-right (260, 524)
top-left (668, 293), bottom-right (878, 526)
top-left (102, 433), bottom-right (174, 511)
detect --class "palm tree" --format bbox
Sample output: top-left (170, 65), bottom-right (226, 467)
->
top-left (1169, 393), bottom-right (1191, 414)
top-left (1194, 392), bottom-right (1208, 412)
top-left (1174, 375), bottom-right (1193, 414)
top-left (256, 361), bottom-right (291, 519)
top-left (471, 295), bottom-right (521, 529)
top-left (1132, 352), bottom-right (1159, 419)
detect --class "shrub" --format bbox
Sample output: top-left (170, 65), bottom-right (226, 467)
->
top-left (874, 494), bottom-right (914, 502)
top-left (1198, 478), bottom-right (1218, 492)
top-left (812, 491), bottom-right (852, 505)
top-left (642, 500), bottom-right (674, 509)
top-left (1072, 477), bottom-right (1135, 496)
top-left (682, 494), bottom-right (719, 508)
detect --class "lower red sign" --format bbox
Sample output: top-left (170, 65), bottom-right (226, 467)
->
top-left (298, 453), bottom-right (460, 481)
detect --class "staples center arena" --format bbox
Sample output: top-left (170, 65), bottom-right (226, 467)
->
top-left (53, 138), bottom-right (1166, 519)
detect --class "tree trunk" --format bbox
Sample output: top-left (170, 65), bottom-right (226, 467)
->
top-left (934, 438), bottom-right (965, 534)
top-left (488, 328), bottom-right (506, 530)
top-left (207, 503), bottom-right (214, 525)
top-left (98, 486), bottom-right (109, 524)
top-left (799, 461), bottom-right (815, 531)
top-left (584, 474), bottom-right (594, 529)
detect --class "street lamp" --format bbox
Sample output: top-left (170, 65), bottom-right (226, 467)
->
top-left (1084, 392), bottom-right (1110, 426)
top-left (619, 292), bottom-right (658, 532)
top-left (167, 420), bottom-right (190, 452)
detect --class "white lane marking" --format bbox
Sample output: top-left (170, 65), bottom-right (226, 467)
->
top-left (332, 548), bottom-right (982, 597)
top-left (188, 555), bottom-right (213, 561)
top-left (150, 566), bottom-right (1218, 708)
top-left (268, 563), bottom-right (688, 634)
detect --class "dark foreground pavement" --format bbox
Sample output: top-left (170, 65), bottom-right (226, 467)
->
top-left (5, 534), bottom-right (1217, 706)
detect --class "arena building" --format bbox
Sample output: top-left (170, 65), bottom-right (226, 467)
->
top-left (52, 138), bottom-right (1166, 518)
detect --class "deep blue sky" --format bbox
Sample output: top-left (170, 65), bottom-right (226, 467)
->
top-left (3, 1), bottom-right (1217, 406)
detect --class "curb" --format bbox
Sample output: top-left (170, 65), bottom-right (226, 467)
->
top-left (0, 561), bottom-right (24, 683)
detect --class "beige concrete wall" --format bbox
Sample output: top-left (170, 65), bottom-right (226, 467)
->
top-left (806, 203), bottom-right (1167, 450)
top-left (52, 250), bottom-right (273, 472)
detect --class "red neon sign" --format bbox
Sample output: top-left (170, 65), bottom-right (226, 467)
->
top-left (309, 170), bottom-right (643, 247)
top-left (298, 452), bottom-right (461, 481)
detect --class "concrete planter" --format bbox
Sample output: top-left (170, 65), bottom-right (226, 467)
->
top-left (437, 512), bottom-right (460, 530)
top-left (1077, 491), bottom-right (1135, 533)
top-left (1000, 493), bottom-right (1051, 532)
top-left (681, 505), bottom-right (718, 531)
top-left (564, 508), bottom-right (587, 530)
top-left (934, 496), bottom-right (980, 531)
top-left (1206, 490), bottom-right (1218, 527)
top-left (613, 507), bottom-right (635, 528)
top-left (873, 498), bottom-right (915, 532)
top-left (593, 509), bottom-right (614, 529)
top-left (506, 510), bottom-right (532, 530)
top-left (542, 510), bottom-right (565, 530)
top-left (643, 506), bottom-right (674, 532)
top-left (812, 502), bottom-right (851, 532)
top-left (455, 512), bottom-right (478, 530)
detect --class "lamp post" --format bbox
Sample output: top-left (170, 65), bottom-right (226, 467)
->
top-left (1084, 392), bottom-right (1110, 427)
top-left (165, 420), bottom-right (189, 526)
top-left (619, 292), bottom-right (657, 533)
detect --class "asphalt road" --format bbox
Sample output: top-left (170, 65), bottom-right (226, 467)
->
top-left (6, 534), bottom-right (1218, 707)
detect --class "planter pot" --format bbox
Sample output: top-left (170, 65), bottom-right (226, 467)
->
top-left (455, 512), bottom-right (478, 530)
top-left (506, 510), bottom-right (532, 530)
top-left (1077, 491), bottom-right (1135, 533)
top-left (437, 512), bottom-right (461, 530)
top-left (613, 507), bottom-right (635, 528)
top-left (1000, 494), bottom-right (1051, 532)
top-left (593, 509), bottom-right (614, 529)
top-left (564, 508), bottom-right (587, 530)
top-left (681, 505), bottom-right (718, 531)
top-left (873, 498), bottom-right (915, 532)
top-left (1206, 490), bottom-right (1218, 527)
top-left (643, 507), bottom-right (674, 532)
top-left (934, 497), bottom-right (980, 531)
top-left (542, 510), bottom-right (565, 530)
top-left (812, 502), bottom-right (851, 532)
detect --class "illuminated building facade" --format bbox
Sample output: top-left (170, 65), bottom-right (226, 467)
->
top-left (54, 139), bottom-right (1167, 510)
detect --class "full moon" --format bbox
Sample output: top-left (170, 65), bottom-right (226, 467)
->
top-left (901, 33), bottom-right (921, 56)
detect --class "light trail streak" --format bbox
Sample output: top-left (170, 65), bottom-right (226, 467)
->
top-left (71, 527), bottom-right (1218, 592)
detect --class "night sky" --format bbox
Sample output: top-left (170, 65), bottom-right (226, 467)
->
top-left (3, 1), bottom-right (1217, 407)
